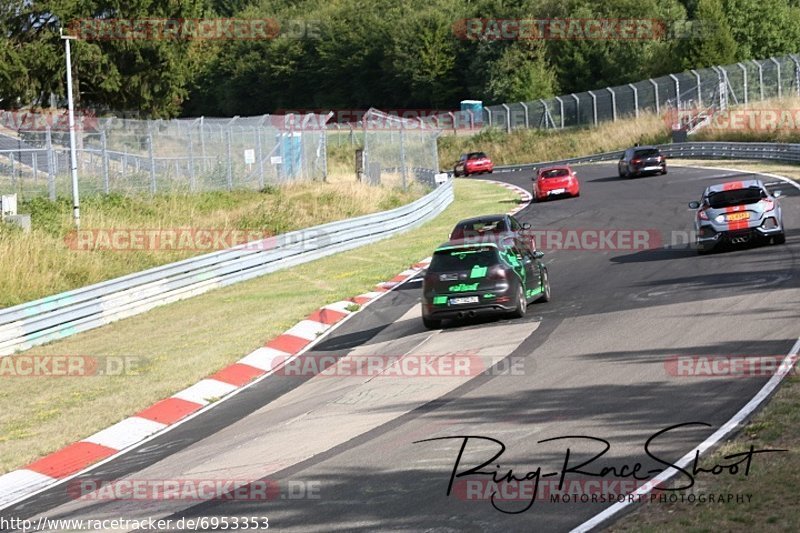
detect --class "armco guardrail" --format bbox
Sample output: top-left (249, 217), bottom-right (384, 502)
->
top-left (0, 180), bottom-right (454, 356)
top-left (495, 141), bottom-right (800, 171)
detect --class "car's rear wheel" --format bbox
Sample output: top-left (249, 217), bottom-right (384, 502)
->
top-left (661, 168), bottom-right (668, 175)
top-left (422, 316), bottom-right (442, 329)
top-left (510, 285), bottom-right (527, 318)
top-left (773, 233), bottom-right (786, 244)
top-left (538, 270), bottom-right (551, 303)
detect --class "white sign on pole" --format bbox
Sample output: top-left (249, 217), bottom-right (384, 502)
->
top-left (244, 149), bottom-right (256, 165)
top-left (270, 156), bottom-right (283, 165)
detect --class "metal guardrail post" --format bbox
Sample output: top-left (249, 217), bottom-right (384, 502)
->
top-left (554, 97), bottom-right (564, 128)
top-left (628, 84), bottom-right (639, 117)
top-left (649, 79), bottom-right (659, 115)
top-left (502, 104), bottom-right (511, 133)
top-left (769, 57), bottom-right (781, 99)
top-left (587, 91), bottom-right (597, 126)
top-left (101, 130), bottom-right (109, 194)
top-left (608, 88), bottom-right (616, 121)
top-left (737, 63), bottom-right (748, 104)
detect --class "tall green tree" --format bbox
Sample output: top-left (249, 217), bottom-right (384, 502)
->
top-left (679, 0), bottom-right (737, 68)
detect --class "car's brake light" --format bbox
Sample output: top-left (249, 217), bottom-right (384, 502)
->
top-left (698, 210), bottom-right (709, 221)
top-left (631, 159), bottom-right (642, 164)
top-left (488, 265), bottom-right (507, 280)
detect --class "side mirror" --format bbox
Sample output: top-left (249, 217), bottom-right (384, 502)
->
top-left (688, 201), bottom-right (700, 209)
top-left (774, 190), bottom-right (783, 198)
top-left (533, 250), bottom-right (545, 259)
top-left (522, 222), bottom-right (531, 230)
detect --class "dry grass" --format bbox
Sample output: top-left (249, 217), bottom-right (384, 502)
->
top-left (0, 181), bottom-right (421, 308)
top-left (438, 112), bottom-right (670, 168)
top-left (692, 96), bottom-right (800, 144)
top-left (670, 159), bottom-right (800, 183)
top-left (0, 179), bottom-right (518, 474)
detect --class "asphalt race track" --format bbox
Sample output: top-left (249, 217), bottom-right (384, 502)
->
top-left (2, 163), bottom-right (799, 532)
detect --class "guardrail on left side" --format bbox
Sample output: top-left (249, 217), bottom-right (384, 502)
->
top-left (0, 180), bottom-right (454, 356)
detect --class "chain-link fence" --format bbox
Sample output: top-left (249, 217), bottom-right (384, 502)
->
top-left (0, 112), bottom-right (331, 199)
top-left (433, 54), bottom-right (800, 133)
top-left (361, 108), bottom-right (441, 188)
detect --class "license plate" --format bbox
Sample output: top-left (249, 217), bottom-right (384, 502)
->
top-left (549, 188), bottom-right (566, 195)
top-left (450, 296), bottom-right (478, 305)
top-left (645, 166), bottom-right (661, 171)
top-left (727, 212), bottom-right (749, 221)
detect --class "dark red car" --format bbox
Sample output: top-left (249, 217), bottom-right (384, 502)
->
top-left (533, 165), bottom-right (581, 201)
top-left (454, 152), bottom-right (494, 177)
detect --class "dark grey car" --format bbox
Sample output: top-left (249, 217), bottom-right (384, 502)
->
top-left (618, 146), bottom-right (667, 178)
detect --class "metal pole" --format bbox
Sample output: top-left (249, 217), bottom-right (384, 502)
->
top-left (147, 126), bottom-right (156, 194)
top-left (45, 126), bottom-right (55, 200)
top-left (101, 130), bottom-right (109, 194)
top-left (587, 91), bottom-right (597, 125)
top-left (628, 84), bottom-right (639, 117)
top-left (62, 31), bottom-right (80, 228)
top-left (770, 57), bottom-right (782, 99)
top-left (570, 94), bottom-right (580, 125)
top-left (791, 55), bottom-right (800, 97)
top-left (669, 74), bottom-right (680, 108)
top-left (502, 104), bottom-right (511, 133)
top-left (690, 69), bottom-right (701, 107)
top-left (752, 60), bottom-right (764, 101)
top-left (738, 63), bottom-right (748, 105)
top-left (399, 123), bottom-right (407, 190)
top-left (226, 128), bottom-right (233, 190)
top-left (520, 102), bottom-right (529, 129)
top-left (554, 96), bottom-right (564, 128)
top-left (608, 88), bottom-right (617, 121)
top-left (649, 79), bottom-right (660, 114)
top-left (256, 127), bottom-right (264, 188)
top-left (188, 125), bottom-right (196, 192)
top-left (200, 116), bottom-right (207, 171)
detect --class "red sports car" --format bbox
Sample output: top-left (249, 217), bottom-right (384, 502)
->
top-left (533, 165), bottom-right (580, 201)
top-left (454, 152), bottom-right (494, 177)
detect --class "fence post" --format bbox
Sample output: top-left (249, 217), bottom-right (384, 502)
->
top-left (101, 129), bottom-right (109, 194)
top-left (752, 60), bottom-right (764, 101)
top-left (46, 126), bottom-right (55, 200)
top-left (669, 74), bottom-right (680, 108)
top-left (188, 125), bottom-right (196, 192)
top-left (790, 55), bottom-right (800, 97)
top-left (147, 126), bottom-right (156, 194)
top-left (587, 91), bottom-right (597, 125)
top-left (554, 96), bottom-right (565, 128)
top-left (501, 104), bottom-right (511, 133)
top-left (399, 122), bottom-right (408, 190)
top-left (199, 116), bottom-right (207, 171)
top-left (769, 57), bottom-right (782, 99)
top-left (570, 94), bottom-right (579, 125)
top-left (487, 108), bottom-right (493, 128)
top-left (226, 128), bottom-right (233, 190)
top-left (628, 84), bottom-right (639, 117)
top-left (256, 127), bottom-right (265, 188)
top-left (690, 69), bottom-right (702, 107)
top-left (649, 79), bottom-right (660, 114)
top-left (10, 153), bottom-right (15, 189)
top-left (520, 102), bottom-right (529, 129)
top-left (32, 152), bottom-right (38, 182)
top-left (737, 63), bottom-right (748, 104)
top-left (608, 88), bottom-right (617, 121)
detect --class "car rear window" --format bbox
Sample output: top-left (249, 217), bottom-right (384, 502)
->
top-left (540, 168), bottom-right (569, 178)
top-left (450, 219), bottom-right (508, 240)
top-left (708, 187), bottom-right (765, 208)
top-left (467, 152), bottom-right (487, 159)
top-left (633, 148), bottom-right (660, 158)
top-left (429, 248), bottom-right (499, 272)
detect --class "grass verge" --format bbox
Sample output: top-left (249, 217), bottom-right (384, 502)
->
top-left (670, 159), bottom-right (800, 184)
top-left (0, 179), bottom-right (518, 474)
top-left (0, 181), bottom-right (422, 308)
top-left (610, 373), bottom-right (800, 532)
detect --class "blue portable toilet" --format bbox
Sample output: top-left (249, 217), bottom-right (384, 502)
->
top-left (278, 132), bottom-right (302, 180)
top-left (460, 100), bottom-right (484, 127)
